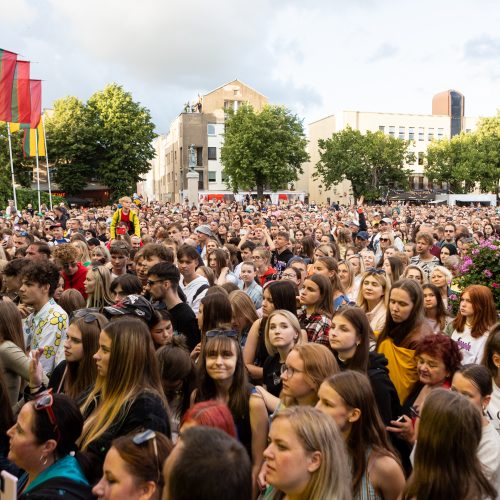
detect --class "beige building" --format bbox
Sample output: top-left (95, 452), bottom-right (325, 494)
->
top-left (298, 90), bottom-right (479, 204)
top-left (139, 80), bottom-right (268, 202)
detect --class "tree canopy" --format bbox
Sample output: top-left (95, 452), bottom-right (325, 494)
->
top-left (314, 126), bottom-right (414, 201)
top-left (220, 104), bottom-right (309, 198)
top-left (425, 111), bottom-right (500, 194)
top-left (46, 84), bottom-right (156, 199)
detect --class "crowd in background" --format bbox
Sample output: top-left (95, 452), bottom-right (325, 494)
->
top-left (0, 194), bottom-right (499, 499)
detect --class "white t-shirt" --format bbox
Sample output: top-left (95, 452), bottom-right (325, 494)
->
top-left (486, 380), bottom-right (500, 435)
top-left (180, 275), bottom-right (209, 314)
top-left (451, 326), bottom-right (488, 365)
top-left (478, 422), bottom-right (500, 492)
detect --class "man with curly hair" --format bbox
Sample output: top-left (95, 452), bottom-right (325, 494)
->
top-left (19, 260), bottom-right (68, 376)
top-left (52, 243), bottom-right (88, 298)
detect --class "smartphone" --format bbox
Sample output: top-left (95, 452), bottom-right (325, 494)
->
top-left (1, 470), bottom-right (18, 500)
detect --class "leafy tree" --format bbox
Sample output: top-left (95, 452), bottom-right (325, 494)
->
top-left (426, 113), bottom-right (500, 194)
top-left (46, 84), bottom-right (156, 200)
top-left (221, 104), bottom-right (309, 198)
top-left (314, 127), bottom-right (413, 201)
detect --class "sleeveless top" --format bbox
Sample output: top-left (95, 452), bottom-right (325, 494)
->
top-left (353, 450), bottom-right (383, 500)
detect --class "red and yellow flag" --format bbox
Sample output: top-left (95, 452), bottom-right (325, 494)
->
top-left (23, 122), bottom-right (45, 157)
top-left (0, 49), bottom-right (17, 121)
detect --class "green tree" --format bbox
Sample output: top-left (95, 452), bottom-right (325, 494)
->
top-left (220, 104), bottom-right (309, 198)
top-left (426, 113), bottom-right (500, 194)
top-left (314, 127), bottom-right (413, 201)
top-left (46, 84), bottom-right (156, 200)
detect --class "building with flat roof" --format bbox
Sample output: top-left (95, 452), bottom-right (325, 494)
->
top-left (297, 90), bottom-right (479, 204)
top-left (139, 80), bottom-right (268, 202)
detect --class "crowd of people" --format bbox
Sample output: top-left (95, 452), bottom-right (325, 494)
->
top-left (0, 194), bottom-right (499, 499)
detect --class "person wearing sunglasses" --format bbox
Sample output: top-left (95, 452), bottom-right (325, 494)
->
top-left (192, 330), bottom-right (268, 491)
top-left (79, 318), bottom-right (170, 466)
top-left (7, 392), bottom-right (93, 499)
top-left (28, 309), bottom-right (108, 404)
top-left (93, 429), bottom-right (172, 500)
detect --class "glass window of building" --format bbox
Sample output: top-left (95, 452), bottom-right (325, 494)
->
top-left (379, 125), bottom-right (385, 133)
top-left (409, 127), bottom-right (415, 140)
top-left (418, 152), bottom-right (425, 165)
top-left (208, 147), bottom-right (217, 160)
top-left (207, 124), bottom-right (216, 136)
top-left (428, 128), bottom-right (434, 140)
top-left (437, 128), bottom-right (444, 139)
top-left (398, 126), bottom-right (405, 139)
top-left (418, 127), bottom-right (424, 141)
top-left (208, 171), bottom-right (216, 182)
top-left (389, 126), bottom-right (395, 137)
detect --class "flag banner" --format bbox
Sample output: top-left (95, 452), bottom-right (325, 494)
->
top-left (0, 121), bottom-right (30, 132)
top-left (0, 49), bottom-right (17, 121)
top-left (29, 79), bottom-right (41, 129)
top-left (23, 122), bottom-right (45, 157)
top-left (11, 60), bottom-right (30, 125)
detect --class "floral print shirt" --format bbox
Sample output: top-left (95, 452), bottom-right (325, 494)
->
top-left (23, 298), bottom-right (68, 376)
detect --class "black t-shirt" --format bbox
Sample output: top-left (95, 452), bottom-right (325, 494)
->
top-left (263, 353), bottom-right (283, 397)
top-left (169, 302), bottom-right (201, 351)
top-left (271, 248), bottom-right (294, 276)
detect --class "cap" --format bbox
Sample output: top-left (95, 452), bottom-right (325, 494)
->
top-left (49, 223), bottom-right (62, 230)
top-left (349, 220), bottom-right (360, 227)
top-left (104, 295), bottom-right (156, 327)
top-left (380, 217), bottom-right (393, 225)
top-left (356, 231), bottom-right (369, 240)
top-left (195, 225), bottom-right (213, 237)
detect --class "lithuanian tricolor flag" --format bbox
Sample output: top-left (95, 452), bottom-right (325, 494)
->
top-left (10, 60), bottom-right (30, 125)
top-left (0, 49), bottom-right (17, 122)
top-left (23, 122), bottom-right (45, 157)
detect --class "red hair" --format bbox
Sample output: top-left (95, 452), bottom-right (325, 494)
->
top-left (181, 400), bottom-right (237, 438)
top-left (453, 285), bottom-right (497, 339)
top-left (415, 334), bottom-right (462, 377)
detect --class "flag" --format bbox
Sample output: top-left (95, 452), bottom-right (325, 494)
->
top-left (11, 60), bottom-right (30, 125)
top-left (0, 49), bottom-right (17, 121)
top-left (23, 122), bottom-right (45, 157)
top-left (29, 79), bottom-right (41, 129)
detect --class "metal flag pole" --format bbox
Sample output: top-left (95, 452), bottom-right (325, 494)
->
top-left (34, 127), bottom-right (41, 212)
top-left (6, 123), bottom-right (18, 211)
top-left (41, 115), bottom-right (53, 210)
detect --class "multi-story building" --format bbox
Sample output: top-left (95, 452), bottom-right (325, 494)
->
top-left (297, 90), bottom-right (479, 205)
top-left (140, 80), bottom-right (268, 202)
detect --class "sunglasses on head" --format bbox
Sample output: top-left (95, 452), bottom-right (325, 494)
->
top-left (133, 430), bottom-right (159, 479)
top-left (206, 329), bottom-right (239, 339)
top-left (71, 307), bottom-right (101, 324)
top-left (34, 390), bottom-right (61, 442)
top-left (366, 267), bottom-right (385, 275)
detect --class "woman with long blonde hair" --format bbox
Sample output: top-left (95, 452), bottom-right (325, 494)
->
top-left (357, 269), bottom-right (389, 335)
top-left (84, 265), bottom-right (115, 312)
top-left (262, 406), bottom-right (351, 500)
top-left (72, 240), bottom-right (92, 267)
top-left (79, 318), bottom-right (170, 464)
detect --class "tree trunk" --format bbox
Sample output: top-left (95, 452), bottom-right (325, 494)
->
top-left (256, 183), bottom-right (264, 199)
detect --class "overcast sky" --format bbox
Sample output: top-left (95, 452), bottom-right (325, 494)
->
top-left (1, 0), bottom-right (499, 133)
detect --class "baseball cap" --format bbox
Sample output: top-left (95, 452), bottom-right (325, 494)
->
top-left (356, 231), bottom-right (369, 240)
top-left (104, 295), bottom-right (156, 327)
top-left (349, 221), bottom-right (360, 227)
top-left (381, 218), bottom-right (393, 225)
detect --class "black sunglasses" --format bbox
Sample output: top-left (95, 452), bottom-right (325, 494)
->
top-left (206, 329), bottom-right (239, 339)
top-left (71, 307), bottom-right (101, 324)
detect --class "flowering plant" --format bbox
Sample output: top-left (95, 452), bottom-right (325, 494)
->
top-left (449, 238), bottom-right (500, 315)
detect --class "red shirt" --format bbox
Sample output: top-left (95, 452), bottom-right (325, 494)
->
top-left (62, 262), bottom-right (88, 299)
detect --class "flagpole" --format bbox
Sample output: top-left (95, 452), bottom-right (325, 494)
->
top-left (41, 115), bottom-right (53, 210)
top-left (6, 123), bottom-right (18, 211)
top-left (34, 127), bottom-right (41, 213)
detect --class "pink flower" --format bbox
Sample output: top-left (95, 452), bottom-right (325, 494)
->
top-left (484, 270), bottom-right (493, 278)
top-left (492, 283), bottom-right (499, 288)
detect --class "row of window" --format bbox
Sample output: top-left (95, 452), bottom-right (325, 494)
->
top-left (379, 125), bottom-right (445, 141)
top-left (165, 146), bottom-right (218, 165)
top-left (208, 170), bottom-right (229, 183)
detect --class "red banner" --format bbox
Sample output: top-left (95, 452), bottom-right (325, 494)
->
top-left (11, 60), bottom-right (30, 124)
top-left (29, 79), bottom-right (42, 128)
top-left (0, 49), bottom-right (17, 121)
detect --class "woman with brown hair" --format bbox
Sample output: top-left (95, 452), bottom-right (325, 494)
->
top-left (317, 371), bottom-right (405, 500)
top-left (357, 269), bottom-right (389, 335)
top-left (229, 290), bottom-right (259, 348)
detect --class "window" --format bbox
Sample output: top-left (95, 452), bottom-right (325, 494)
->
top-left (409, 127), bottom-right (415, 140)
top-left (198, 171), bottom-right (204, 190)
top-left (224, 100), bottom-right (234, 110)
top-left (437, 128), bottom-right (444, 139)
top-left (379, 125), bottom-right (385, 133)
top-left (418, 127), bottom-right (424, 141)
top-left (388, 126), bottom-right (395, 137)
top-left (221, 170), bottom-right (229, 183)
top-left (208, 147), bottom-right (217, 160)
top-left (398, 126), bottom-right (405, 139)
top-left (208, 171), bottom-right (216, 182)
top-left (196, 147), bottom-right (203, 167)
top-left (207, 124), bottom-right (216, 136)
top-left (428, 128), bottom-right (434, 140)
top-left (418, 152), bottom-right (425, 165)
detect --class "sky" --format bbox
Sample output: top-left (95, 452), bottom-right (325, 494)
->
top-left (1, 0), bottom-right (499, 133)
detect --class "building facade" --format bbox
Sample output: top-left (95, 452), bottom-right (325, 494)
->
top-left (139, 80), bottom-right (268, 202)
top-left (297, 90), bottom-right (479, 204)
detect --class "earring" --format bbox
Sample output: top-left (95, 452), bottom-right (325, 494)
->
top-left (40, 455), bottom-right (48, 466)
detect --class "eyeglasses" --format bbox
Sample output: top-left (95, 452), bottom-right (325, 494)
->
top-left (366, 268), bottom-right (385, 275)
top-left (281, 363), bottom-right (303, 378)
top-left (34, 390), bottom-right (61, 442)
top-left (206, 329), bottom-right (239, 339)
top-left (132, 430), bottom-right (159, 480)
top-left (16, 231), bottom-right (28, 237)
top-left (379, 238), bottom-right (390, 242)
top-left (281, 273), bottom-right (297, 279)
